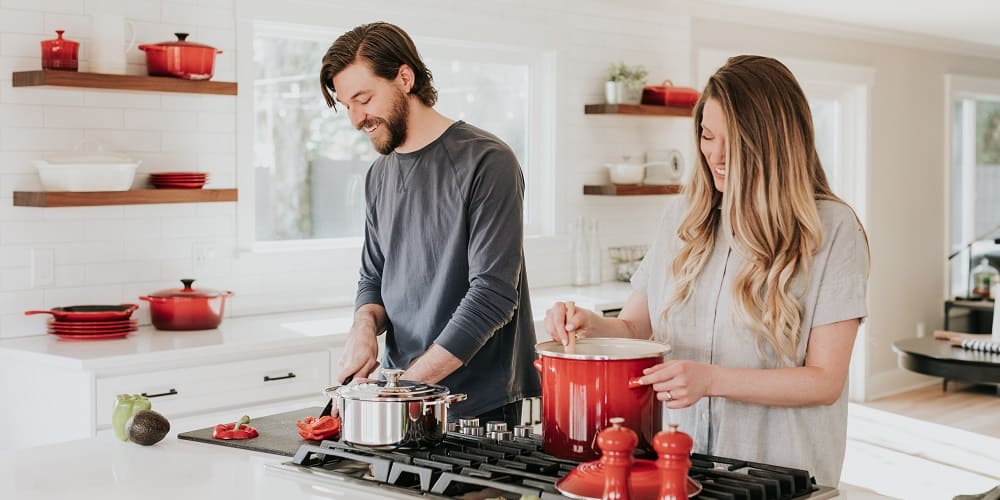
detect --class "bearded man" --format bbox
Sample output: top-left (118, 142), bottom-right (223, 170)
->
top-left (320, 22), bottom-right (540, 428)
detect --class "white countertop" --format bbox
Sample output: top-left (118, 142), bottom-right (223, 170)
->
top-left (0, 281), bottom-right (634, 369)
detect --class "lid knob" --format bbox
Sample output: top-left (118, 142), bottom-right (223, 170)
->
top-left (653, 423), bottom-right (693, 500)
top-left (180, 279), bottom-right (195, 291)
top-left (175, 33), bottom-right (189, 41)
top-left (382, 368), bottom-right (404, 388)
top-left (597, 417), bottom-right (637, 500)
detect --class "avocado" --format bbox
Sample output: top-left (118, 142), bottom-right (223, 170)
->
top-left (127, 410), bottom-right (170, 446)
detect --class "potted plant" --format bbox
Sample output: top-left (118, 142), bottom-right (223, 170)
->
top-left (605, 62), bottom-right (648, 105)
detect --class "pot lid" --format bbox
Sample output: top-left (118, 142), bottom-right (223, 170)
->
top-left (332, 369), bottom-right (450, 401)
top-left (148, 279), bottom-right (224, 298)
top-left (535, 338), bottom-right (671, 360)
top-left (147, 32), bottom-right (217, 50)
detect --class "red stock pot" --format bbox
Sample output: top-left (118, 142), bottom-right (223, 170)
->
top-left (534, 338), bottom-right (671, 461)
top-left (140, 279), bottom-right (233, 330)
top-left (138, 33), bottom-right (222, 80)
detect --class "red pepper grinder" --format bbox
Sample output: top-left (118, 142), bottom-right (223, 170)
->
top-left (40, 30), bottom-right (79, 71)
top-left (597, 416), bottom-right (637, 500)
top-left (653, 423), bottom-right (693, 500)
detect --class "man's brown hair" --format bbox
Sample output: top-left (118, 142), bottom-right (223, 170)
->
top-left (320, 22), bottom-right (438, 110)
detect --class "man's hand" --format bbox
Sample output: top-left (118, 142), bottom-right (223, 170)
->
top-left (336, 305), bottom-right (385, 383)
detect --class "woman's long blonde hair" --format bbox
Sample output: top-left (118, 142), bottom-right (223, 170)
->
top-left (666, 55), bottom-right (843, 366)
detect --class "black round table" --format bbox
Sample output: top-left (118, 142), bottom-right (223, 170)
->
top-left (893, 337), bottom-right (1000, 393)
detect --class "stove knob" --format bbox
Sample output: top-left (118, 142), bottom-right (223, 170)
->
top-left (459, 417), bottom-right (480, 428)
top-left (513, 425), bottom-right (533, 438)
top-left (446, 422), bottom-right (460, 433)
top-left (486, 421), bottom-right (508, 433)
top-left (495, 431), bottom-right (513, 442)
top-left (466, 426), bottom-right (485, 437)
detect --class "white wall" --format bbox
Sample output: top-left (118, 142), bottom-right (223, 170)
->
top-left (690, 15), bottom-right (1000, 399)
top-left (0, 0), bottom-right (694, 338)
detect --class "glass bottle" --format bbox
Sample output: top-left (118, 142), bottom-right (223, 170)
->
top-left (571, 216), bottom-right (589, 286)
top-left (970, 258), bottom-right (1000, 299)
top-left (587, 218), bottom-right (602, 285)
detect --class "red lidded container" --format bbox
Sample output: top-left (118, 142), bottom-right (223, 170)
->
top-left (138, 33), bottom-right (222, 80)
top-left (140, 279), bottom-right (233, 330)
top-left (40, 30), bottom-right (79, 71)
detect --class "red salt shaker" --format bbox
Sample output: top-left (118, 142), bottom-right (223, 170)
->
top-left (597, 416), bottom-right (637, 500)
top-left (653, 423), bottom-right (693, 500)
top-left (40, 30), bottom-right (79, 71)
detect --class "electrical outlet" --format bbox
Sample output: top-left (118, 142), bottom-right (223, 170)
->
top-left (192, 243), bottom-right (217, 276)
top-left (31, 248), bottom-right (54, 287)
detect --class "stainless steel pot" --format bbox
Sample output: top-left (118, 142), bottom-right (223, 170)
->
top-left (323, 369), bottom-right (466, 450)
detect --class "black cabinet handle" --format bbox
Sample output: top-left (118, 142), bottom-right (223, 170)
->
top-left (141, 389), bottom-right (178, 398)
top-left (264, 372), bottom-right (296, 382)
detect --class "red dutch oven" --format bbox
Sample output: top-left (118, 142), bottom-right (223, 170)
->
top-left (140, 279), bottom-right (233, 330)
top-left (534, 338), bottom-right (671, 461)
top-left (138, 33), bottom-right (222, 80)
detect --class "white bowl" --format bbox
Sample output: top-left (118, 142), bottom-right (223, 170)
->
top-left (607, 163), bottom-right (645, 185)
top-left (34, 161), bottom-right (140, 192)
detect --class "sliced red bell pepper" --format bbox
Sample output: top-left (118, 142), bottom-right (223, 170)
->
top-left (213, 415), bottom-right (259, 440)
top-left (295, 415), bottom-right (341, 441)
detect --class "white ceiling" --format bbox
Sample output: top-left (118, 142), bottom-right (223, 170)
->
top-left (700, 0), bottom-right (1000, 48)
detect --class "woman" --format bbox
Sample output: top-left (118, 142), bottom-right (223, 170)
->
top-left (545, 55), bottom-right (869, 486)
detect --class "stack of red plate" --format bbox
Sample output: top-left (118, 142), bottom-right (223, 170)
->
top-left (150, 171), bottom-right (207, 189)
top-left (25, 304), bottom-right (139, 341)
top-left (48, 319), bottom-right (138, 340)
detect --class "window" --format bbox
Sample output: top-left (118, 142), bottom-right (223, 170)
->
top-left (251, 24), bottom-right (554, 246)
top-left (946, 75), bottom-right (1000, 299)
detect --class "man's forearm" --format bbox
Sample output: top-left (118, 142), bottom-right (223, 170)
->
top-left (402, 344), bottom-right (463, 384)
top-left (355, 303), bottom-right (388, 336)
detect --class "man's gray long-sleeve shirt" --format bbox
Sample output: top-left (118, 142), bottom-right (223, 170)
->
top-left (355, 121), bottom-right (541, 416)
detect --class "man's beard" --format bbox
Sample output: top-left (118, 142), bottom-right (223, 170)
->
top-left (359, 89), bottom-right (409, 155)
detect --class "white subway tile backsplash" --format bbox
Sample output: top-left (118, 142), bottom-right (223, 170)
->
top-left (160, 94), bottom-right (234, 113)
top-left (0, 266), bottom-right (31, 291)
top-left (1, 219), bottom-right (86, 243)
top-left (83, 217), bottom-right (160, 240)
top-left (0, 32), bottom-right (46, 57)
top-left (52, 240), bottom-right (123, 264)
top-left (123, 109), bottom-right (197, 131)
top-left (0, 9), bottom-right (44, 34)
top-left (0, 245), bottom-right (30, 268)
top-left (0, 312), bottom-right (48, 338)
top-left (0, 152), bottom-right (39, 174)
top-left (42, 284), bottom-right (123, 308)
top-left (196, 111), bottom-right (233, 133)
top-left (83, 129), bottom-right (161, 152)
top-left (0, 289), bottom-right (41, 313)
top-left (83, 90), bottom-right (161, 109)
top-left (41, 205), bottom-right (124, 219)
top-left (122, 202), bottom-right (196, 217)
top-left (196, 152), bottom-right (235, 173)
top-left (0, 173), bottom-right (42, 197)
top-left (161, 131), bottom-right (234, 153)
top-left (1, 0), bottom-right (84, 15)
top-left (195, 28), bottom-right (234, 50)
top-left (86, 260), bottom-right (161, 284)
top-left (42, 13), bottom-right (91, 37)
top-left (52, 263), bottom-right (85, 286)
top-left (161, 214), bottom-right (233, 238)
top-left (44, 106), bottom-right (124, 129)
top-left (123, 238), bottom-right (191, 261)
top-left (0, 103), bottom-right (43, 127)
top-left (0, 127), bottom-right (83, 151)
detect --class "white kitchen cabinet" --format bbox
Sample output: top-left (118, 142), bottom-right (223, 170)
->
top-left (0, 309), bottom-right (352, 450)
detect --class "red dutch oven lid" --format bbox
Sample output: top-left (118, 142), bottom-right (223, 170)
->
top-left (535, 338), bottom-right (671, 360)
top-left (149, 279), bottom-right (225, 298)
top-left (141, 33), bottom-right (221, 52)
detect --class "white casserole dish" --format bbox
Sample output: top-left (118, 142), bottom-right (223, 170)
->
top-left (33, 142), bottom-right (141, 192)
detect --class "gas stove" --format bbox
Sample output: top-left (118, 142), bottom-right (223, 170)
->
top-left (266, 431), bottom-right (839, 499)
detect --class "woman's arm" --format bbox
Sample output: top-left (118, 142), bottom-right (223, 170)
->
top-left (641, 318), bottom-right (860, 407)
top-left (543, 291), bottom-right (654, 344)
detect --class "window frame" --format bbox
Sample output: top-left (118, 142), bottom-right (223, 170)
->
top-left (236, 20), bottom-right (556, 253)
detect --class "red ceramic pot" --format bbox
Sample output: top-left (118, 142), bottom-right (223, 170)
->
top-left (138, 33), bottom-right (221, 80)
top-left (40, 30), bottom-right (79, 71)
top-left (534, 338), bottom-right (670, 461)
top-left (140, 279), bottom-right (233, 330)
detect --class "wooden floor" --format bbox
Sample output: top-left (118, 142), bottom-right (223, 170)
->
top-left (861, 381), bottom-right (1000, 437)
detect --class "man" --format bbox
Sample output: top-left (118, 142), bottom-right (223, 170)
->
top-left (320, 22), bottom-right (540, 428)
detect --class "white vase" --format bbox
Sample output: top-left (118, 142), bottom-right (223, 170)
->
top-left (604, 81), bottom-right (624, 104)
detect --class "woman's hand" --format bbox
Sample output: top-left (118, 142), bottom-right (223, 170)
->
top-left (639, 360), bottom-right (717, 408)
top-left (544, 301), bottom-right (599, 345)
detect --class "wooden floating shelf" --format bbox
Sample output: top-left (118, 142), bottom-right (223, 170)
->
top-left (12, 70), bottom-right (237, 95)
top-left (584, 103), bottom-right (693, 117)
top-left (13, 189), bottom-right (238, 207)
top-left (584, 184), bottom-right (682, 196)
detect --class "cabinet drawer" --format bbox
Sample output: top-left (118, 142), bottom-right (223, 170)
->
top-left (95, 351), bottom-right (329, 428)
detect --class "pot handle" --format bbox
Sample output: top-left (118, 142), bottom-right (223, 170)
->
top-left (138, 295), bottom-right (163, 303)
top-left (627, 376), bottom-right (646, 389)
top-left (533, 358), bottom-right (542, 372)
top-left (444, 393), bottom-right (467, 404)
top-left (137, 44), bottom-right (165, 52)
top-left (23, 310), bottom-right (55, 317)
